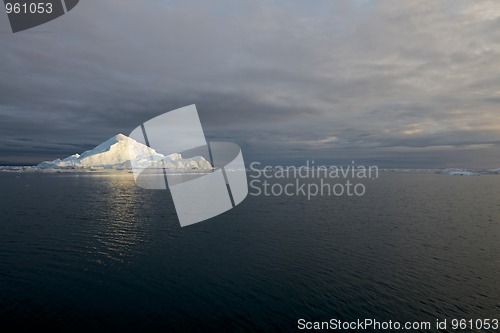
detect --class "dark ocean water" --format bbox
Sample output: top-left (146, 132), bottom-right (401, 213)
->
top-left (0, 172), bottom-right (498, 332)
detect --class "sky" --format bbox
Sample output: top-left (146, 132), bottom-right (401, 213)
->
top-left (1, 0), bottom-right (499, 168)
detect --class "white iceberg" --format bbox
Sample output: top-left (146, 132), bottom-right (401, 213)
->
top-left (37, 134), bottom-right (212, 171)
top-left (489, 168), bottom-right (500, 174)
top-left (437, 168), bottom-right (480, 176)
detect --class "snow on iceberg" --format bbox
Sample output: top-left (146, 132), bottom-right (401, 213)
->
top-left (37, 134), bottom-right (213, 171)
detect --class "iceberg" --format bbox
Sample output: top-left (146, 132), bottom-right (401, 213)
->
top-left (37, 134), bottom-right (213, 171)
top-left (437, 168), bottom-right (480, 176)
top-left (490, 168), bottom-right (500, 174)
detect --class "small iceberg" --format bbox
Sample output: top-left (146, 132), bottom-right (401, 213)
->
top-left (437, 168), bottom-right (480, 176)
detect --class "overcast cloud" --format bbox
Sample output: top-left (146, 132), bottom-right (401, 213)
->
top-left (1, 0), bottom-right (499, 167)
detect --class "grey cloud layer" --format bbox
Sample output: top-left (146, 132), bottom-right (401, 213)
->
top-left (1, 0), bottom-right (499, 167)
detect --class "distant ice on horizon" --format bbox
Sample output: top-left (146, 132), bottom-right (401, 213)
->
top-left (436, 168), bottom-right (500, 176)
